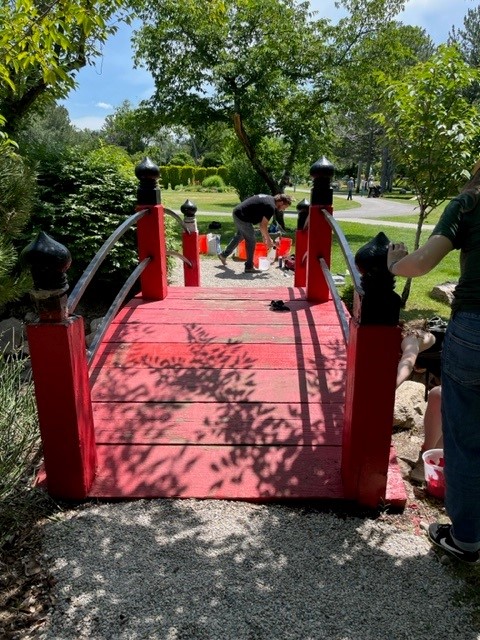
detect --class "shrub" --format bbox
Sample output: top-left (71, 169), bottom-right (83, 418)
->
top-left (0, 153), bottom-right (35, 313)
top-left (22, 145), bottom-right (179, 292)
top-left (0, 350), bottom-right (42, 546)
top-left (202, 175), bottom-right (225, 189)
top-left (226, 155), bottom-right (269, 201)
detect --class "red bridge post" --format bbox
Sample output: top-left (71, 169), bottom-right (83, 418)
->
top-left (135, 158), bottom-right (167, 300)
top-left (21, 232), bottom-right (96, 499)
top-left (306, 157), bottom-right (335, 302)
top-left (341, 232), bottom-right (402, 508)
top-left (181, 199), bottom-right (200, 286)
top-left (293, 199), bottom-right (309, 288)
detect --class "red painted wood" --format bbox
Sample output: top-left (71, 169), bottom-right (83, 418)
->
top-left (341, 320), bottom-right (402, 508)
top-left (182, 229), bottom-right (200, 286)
top-left (136, 204), bottom-right (168, 300)
top-left (294, 229), bottom-right (308, 287)
top-left (76, 288), bottom-right (406, 507)
top-left (92, 401), bottom-right (344, 445)
top-left (100, 321), bottom-right (344, 345)
top-left (306, 204), bottom-right (333, 302)
top-left (88, 443), bottom-right (344, 500)
top-left (90, 366), bottom-right (345, 404)
top-left (113, 305), bottom-right (342, 325)
top-left (91, 342), bottom-right (347, 371)
top-left (27, 317), bottom-right (96, 499)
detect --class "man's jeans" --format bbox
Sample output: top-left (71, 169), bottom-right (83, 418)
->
top-left (442, 310), bottom-right (480, 547)
top-left (221, 214), bottom-right (256, 269)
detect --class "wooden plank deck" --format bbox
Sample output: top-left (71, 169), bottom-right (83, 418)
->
top-left (87, 286), bottom-right (406, 506)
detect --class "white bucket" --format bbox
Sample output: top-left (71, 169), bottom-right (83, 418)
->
top-left (422, 448), bottom-right (445, 498)
top-left (258, 256), bottom-right (270, 271)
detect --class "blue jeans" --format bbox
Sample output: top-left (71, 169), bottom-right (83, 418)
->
top-left (442, 310), bottom-right (480, 547)
top-left (221, 214), bottom-right (256, 269)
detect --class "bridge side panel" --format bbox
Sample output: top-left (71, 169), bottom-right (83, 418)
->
top-left (341, 321), bottom-right (401, 507)
top-left (27, 317), bottom-right (97, 499)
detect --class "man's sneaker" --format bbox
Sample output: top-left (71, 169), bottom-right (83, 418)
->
top-left (428, 523), bottom-right (480, 565)
top-left (244, 266), bottom-right (260, 273)
top-left (218, 253), bottom-right (227, 266)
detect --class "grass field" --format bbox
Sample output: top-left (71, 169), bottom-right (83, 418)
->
top-left (164, 188), bottom-right (455, 322)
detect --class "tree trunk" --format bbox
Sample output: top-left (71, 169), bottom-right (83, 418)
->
top-left (233, 113), bottom-right (279, 194)
top-left (400, 205), bottom-right (427, 307)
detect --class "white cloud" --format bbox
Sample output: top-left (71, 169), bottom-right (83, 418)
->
top-left (72, 116), bottom-right (106, 131)
top-left (96, 101), bottom-right (113, 110)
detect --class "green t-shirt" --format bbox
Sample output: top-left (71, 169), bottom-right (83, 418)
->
top-left (431, 192), bottom-right (480, 311)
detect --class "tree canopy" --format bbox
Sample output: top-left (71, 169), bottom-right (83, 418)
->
top-left (374, 44), bottom-right (480, 304)
top-left (0, 0), bottom-right (131, 142)
top-left (132, 0), bottom-right (408, 194)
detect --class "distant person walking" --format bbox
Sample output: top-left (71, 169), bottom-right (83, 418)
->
top-left (368, 177), bottom-right (375, 198)
top-left (218, 194), bottom-right (292, 273)
top-left (347, 177), bottom-right (354, 200)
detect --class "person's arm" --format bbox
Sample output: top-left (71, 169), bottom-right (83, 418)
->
top-left (387, 235), bottom-right (453, 277)
top-left (396, 331), bottom-right (436, 388)
top-left (259, 217), bottom-right (274, 248)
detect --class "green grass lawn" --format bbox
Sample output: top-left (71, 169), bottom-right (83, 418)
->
top-left (164, 189), bottom-right (455, 322)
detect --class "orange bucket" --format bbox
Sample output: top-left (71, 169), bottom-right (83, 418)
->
top-left (237, 240), bottom-right (246, 259)
top-left (277, 237), bottom-right (292, 257)
top-left (253, 243), bottom-right (267, 267)
top-left (198, 234), bottom-right (208, 254)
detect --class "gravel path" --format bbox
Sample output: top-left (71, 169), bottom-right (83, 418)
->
top-left (38, 199), bottom-right (479, 639)
top-left (40, 501), bottom-right (478, 640)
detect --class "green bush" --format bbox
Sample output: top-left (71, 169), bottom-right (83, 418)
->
top-left (0, 153), bottom-right (35, 313)
top-left (226, 155), bottom-right (269, 201)
top-left (22, 145), bottom-right (178, 292)
top-left (202, 175), bottom-right (225, 189)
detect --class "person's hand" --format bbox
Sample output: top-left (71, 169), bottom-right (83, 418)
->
top-left (387, 241), bottom-right (408, 271)
top-left (265, 236), bottom-right (275, 249)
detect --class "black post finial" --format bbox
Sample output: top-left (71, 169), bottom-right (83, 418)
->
top-left (20, 231), bottom-right (72, 322)
top-left (296, 198), bottom-right (310, 230)
top-left (310, 156), bottom-right (334, 206)
top-left (180, 199), bottom-right (197, 218)
top-left (135, 157), bottom-right (161, 205)
top-left (354, 232), bottom-right (401, 325)
top-left (181, 199), bottom-right (198, 232)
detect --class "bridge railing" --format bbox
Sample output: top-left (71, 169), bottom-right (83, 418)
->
top-left (300, 157), bottom-right (402, 508)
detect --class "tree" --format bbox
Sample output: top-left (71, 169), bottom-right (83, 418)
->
top-left (132, 0), bottom-right (407, 195)
top-left (374, 45), bottom-right (480, 305)
top-left (449, 5), bottom-right (480, 104)
top-left (330, 22), bottom-right (435, 192)
top-left (0, 0), bottom-right (131, 142)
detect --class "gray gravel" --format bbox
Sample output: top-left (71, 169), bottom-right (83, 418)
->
top-left (40, 500), bottom-right (479, 640)
top-left (39, 200), bottom-right (478, 639)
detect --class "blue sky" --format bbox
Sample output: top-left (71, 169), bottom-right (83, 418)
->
top-left (61, 0), bottom-right (475, 131)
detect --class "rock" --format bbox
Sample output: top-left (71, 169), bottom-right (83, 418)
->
top-left (430, 281), bottom-right (456, 306)
top-left (394, 380), bottom-right (426, 430)
top-left (86, 317), bottom-right (104, 347)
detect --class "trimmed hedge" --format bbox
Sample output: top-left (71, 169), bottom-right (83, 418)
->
top-left (160, 165), bottom-right (228, 189)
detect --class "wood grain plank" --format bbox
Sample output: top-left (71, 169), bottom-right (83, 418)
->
top-left (92, 400), bottom-right (344, 446)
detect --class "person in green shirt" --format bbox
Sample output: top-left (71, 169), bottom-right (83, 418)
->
top-left (387, 159), bottom-right (480, 565)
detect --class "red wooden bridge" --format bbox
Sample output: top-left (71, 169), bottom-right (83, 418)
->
top-left (25, 158), bottom-right (407, 510)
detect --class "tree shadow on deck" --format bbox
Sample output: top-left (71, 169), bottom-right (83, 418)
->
top-left (88, 307), bottom-right (347, 501)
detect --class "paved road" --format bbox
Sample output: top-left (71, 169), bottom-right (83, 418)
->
top-left (197, 192), bottom-right (434, 230)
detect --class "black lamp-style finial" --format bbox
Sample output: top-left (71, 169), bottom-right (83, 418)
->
top-left (135, 157), bottom-right (161, 205)
top-left (20, 231), bottom-right (72, 322)
top-left (310, 156), bottom-right (334, 206)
